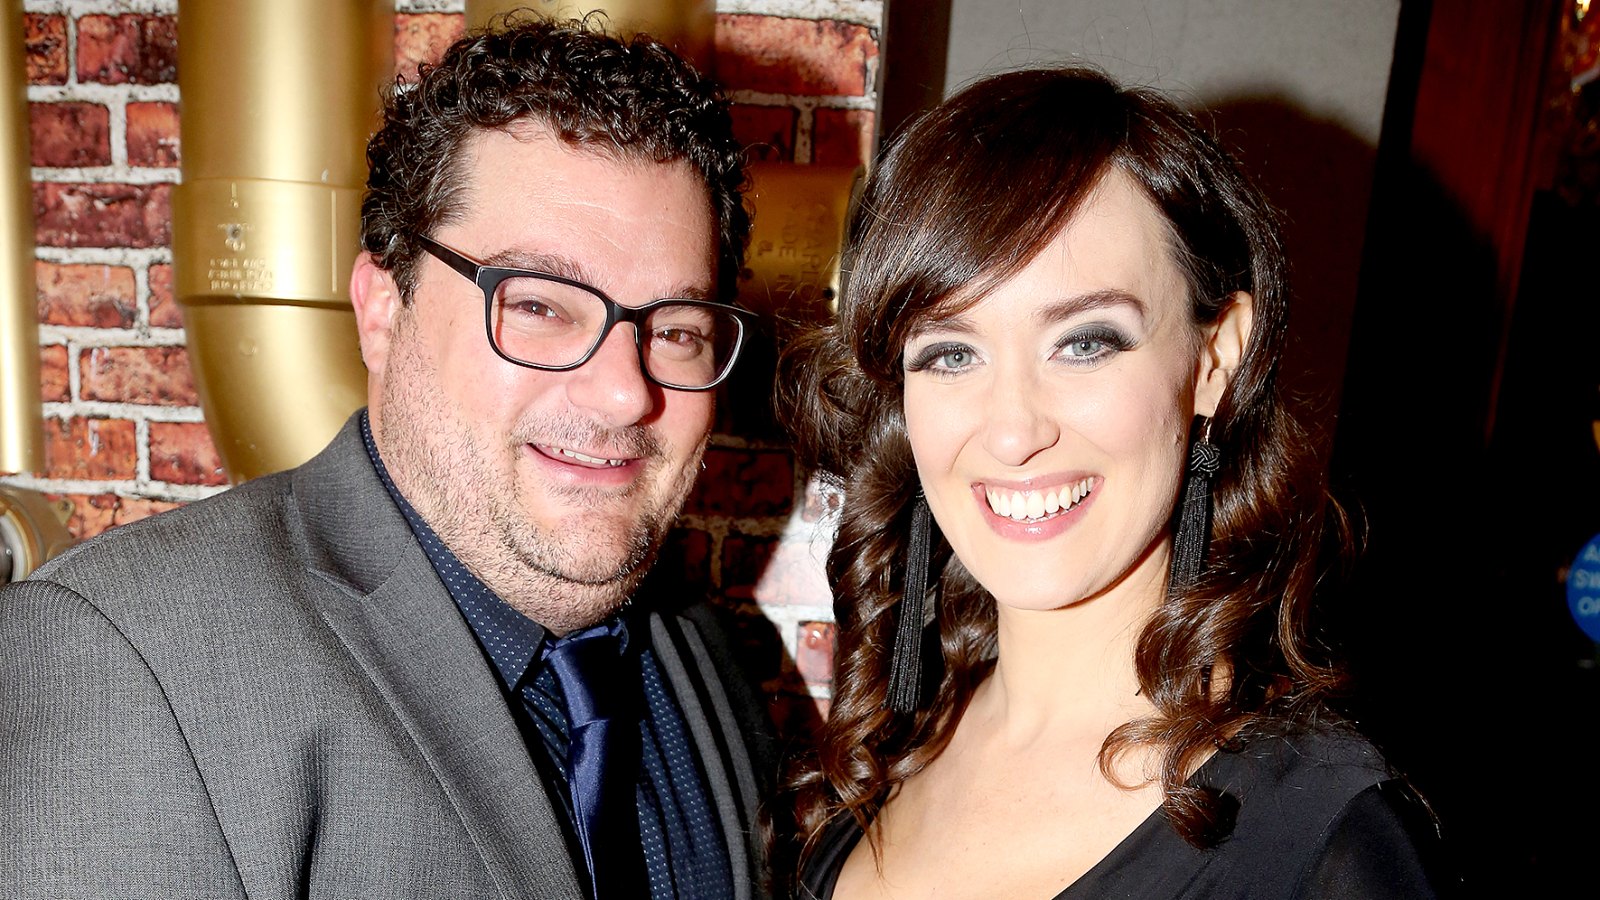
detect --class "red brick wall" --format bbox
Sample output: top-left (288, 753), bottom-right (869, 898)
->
top-left (5, 0), bottom-right (877, 734)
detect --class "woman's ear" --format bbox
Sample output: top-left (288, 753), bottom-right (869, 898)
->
top-left (1194, 291), bottom-right (1254, 418)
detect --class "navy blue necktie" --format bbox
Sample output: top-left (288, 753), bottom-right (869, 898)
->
top-left (544, 622), bottom-right (645, 899)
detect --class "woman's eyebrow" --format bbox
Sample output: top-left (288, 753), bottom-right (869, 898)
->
top-left (906, 312), bottom-right (979, 340)
top-left (1033, 289), bottom-right (1147, 326)
top-left (907, 289), bottom-right (1148, 340)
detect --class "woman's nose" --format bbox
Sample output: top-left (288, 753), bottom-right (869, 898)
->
top-left (980, 371), bottom-right (1060, 467)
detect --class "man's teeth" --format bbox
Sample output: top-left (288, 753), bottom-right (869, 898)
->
top-left (984, 478), bottom-right (1094, 522)
top-left (558, 447), bottom-right (626, 467)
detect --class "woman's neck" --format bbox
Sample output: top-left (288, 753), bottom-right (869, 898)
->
top-left (978, 563), bottom-right (1165, 746)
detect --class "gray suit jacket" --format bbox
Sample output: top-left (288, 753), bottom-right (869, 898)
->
top-left (0, 418), bottom-right (772, 899)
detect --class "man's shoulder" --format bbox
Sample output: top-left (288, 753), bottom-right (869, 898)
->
top-left (23, 416), bottom-right (383, 602)
top-left (29, 468), bottom-right (300, 592)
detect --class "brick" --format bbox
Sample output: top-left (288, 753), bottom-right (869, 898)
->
top-left (79, 346), bottom-right (199, 407)
top-left (149, 421), bottom-right (227, 486)
top-left (686, 448), bottom-right (792, 516)
top-left (112, 496), bottom-right (182, 528)
top-left (43, 417), bottom-right (137, 480)
top-left (658, 526), bottom-right (712, 590)
top-left (35, 261), bottom-right (137, 328)
top-left (57, 492), bottom-right (116, 539)
top-left (147, 263), bottom-right (180, 328)
top-left (731, 104), bottom-right (796, 163)
top-left (76, 14), bottom-right (178, 85)
top-left (723, 604), bottom-right (785, 684)
top-left (25, 14), bottom-right (67, 85)
top-left (794, 620), bottom-right (836, 687)
top-left (30, 102), bottom-right (111, 167)
top-left (715, 15), bottom-right (877, 96)
top-left (34, 183), bottom-right (172, 249)
top-left (39, 345), bottom-right (69, 403)
top-left (56, 492), bottom-right (183, 540)
top-left (813, 108), bottom-right (875, 167)
top-left (395, 13), bottom-right (465, 81)
top-left (126, 102), bottom-right (180, 167)
top-left (721, 533), bottom-right (777, 599)
top-left (722, 531), bottom-right (831, 606)
top-left (800, 474), bottom-right (842, 523)
top-left (767, 692), bottom-right (829, 745)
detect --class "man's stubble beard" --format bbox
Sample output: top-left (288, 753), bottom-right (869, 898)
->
top-left (375, 311), bottom-right (705, 634)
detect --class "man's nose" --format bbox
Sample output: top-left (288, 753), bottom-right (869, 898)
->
top-left (563, 324), bottom-right (656, 427)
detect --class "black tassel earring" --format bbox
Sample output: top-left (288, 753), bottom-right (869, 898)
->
top-left (887, 492), bottom-right (935, 713)
top-left (1169, 417), bottom-right (1221, 595)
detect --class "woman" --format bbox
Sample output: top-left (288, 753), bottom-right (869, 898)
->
top-left (777, 67), bottom-right (1445, 898)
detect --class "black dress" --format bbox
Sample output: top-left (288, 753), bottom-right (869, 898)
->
top-left (798, 725), bottom-right (1449, 899)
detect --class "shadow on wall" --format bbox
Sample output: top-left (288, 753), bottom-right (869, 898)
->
top-left (1204, 94), bottom-right (1378, 451)
top-left (1331, 129), bottom-right (1598, 892)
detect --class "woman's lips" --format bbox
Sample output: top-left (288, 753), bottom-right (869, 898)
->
top-left (969, 477), bottom-right (1098, 540)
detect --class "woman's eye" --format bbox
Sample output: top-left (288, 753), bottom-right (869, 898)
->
top-left (906, 342), bottom-right (980, 374)
top-left (1054, 326), bottom-right (1130, 364)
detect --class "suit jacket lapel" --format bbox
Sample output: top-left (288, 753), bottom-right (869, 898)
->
top-left (650, 612), bottom-right (766, 900)
top-left (290, 417), bottom-right (582, 899)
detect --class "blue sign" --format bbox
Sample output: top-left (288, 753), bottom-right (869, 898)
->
top-left (1569, 533), bottom-right (1600, 642)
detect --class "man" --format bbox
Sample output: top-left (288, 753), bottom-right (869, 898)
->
top-left (1, 19), bottom-right (771, 899)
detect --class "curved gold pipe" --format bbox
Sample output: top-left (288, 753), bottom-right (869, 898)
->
top-left (0, 485), bottom-right (73, 584)
top-left (173, 1), bottom-right (391, 482)
top-left (465, 1), bottom-right (716, 71)
top-left (1, 0), bottom-right (42, 477)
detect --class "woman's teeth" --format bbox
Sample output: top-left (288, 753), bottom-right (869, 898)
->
top-left (984, 478), bottom-right (1094, 522)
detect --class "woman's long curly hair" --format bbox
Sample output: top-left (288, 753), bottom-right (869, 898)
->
top-left (777, 66), bottom-right (1346, 874)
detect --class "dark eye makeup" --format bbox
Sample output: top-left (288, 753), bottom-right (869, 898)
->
top-left (1054, 324), bottom-right (1135, 363)
top-left (904, 341), bottom-right (977, 373)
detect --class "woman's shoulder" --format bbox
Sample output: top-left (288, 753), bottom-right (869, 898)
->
top-left (1188, 719), bottom-right (1451, 898)
top-left (1207, 719), bottom-right (1397, 803)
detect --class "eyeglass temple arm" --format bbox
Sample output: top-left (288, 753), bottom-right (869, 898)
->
top-left (414, 234), bottom-right (484, 284)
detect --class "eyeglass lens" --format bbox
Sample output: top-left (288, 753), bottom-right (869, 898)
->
top-left (489, 275), bottom-right (742, 388)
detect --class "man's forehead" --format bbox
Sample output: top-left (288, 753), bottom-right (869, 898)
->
top-left (444, 122), bottom-right (717, 299)
top-left (467, 117), bottom-right (680, 175)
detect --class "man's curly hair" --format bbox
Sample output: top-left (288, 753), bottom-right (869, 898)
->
top-left (360, 15), bottom-right (749, 303)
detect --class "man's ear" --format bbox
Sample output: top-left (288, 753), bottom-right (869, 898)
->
top-left (1194, 291), bottom-right (1254, 418)
top-left (349, 252), bottom-right (403, 378)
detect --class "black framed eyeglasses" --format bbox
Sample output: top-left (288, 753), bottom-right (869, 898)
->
top-left (415, 234), bottom-right (756, 391)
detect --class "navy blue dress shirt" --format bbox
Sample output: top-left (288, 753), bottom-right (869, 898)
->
top-left (360, 412), bottom-right (733, 899)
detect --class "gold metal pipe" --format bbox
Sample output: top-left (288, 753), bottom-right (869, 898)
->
top-left (738, 162), bottom-right (864, 323)
top-left (465, 1), bottom-right (716, 72)
top-left (719, 163), bottom-right (862, 439)
top-left (0, 0), bottom-right (43, 477)
top-left (173, 0), bottom-right (391, 482)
